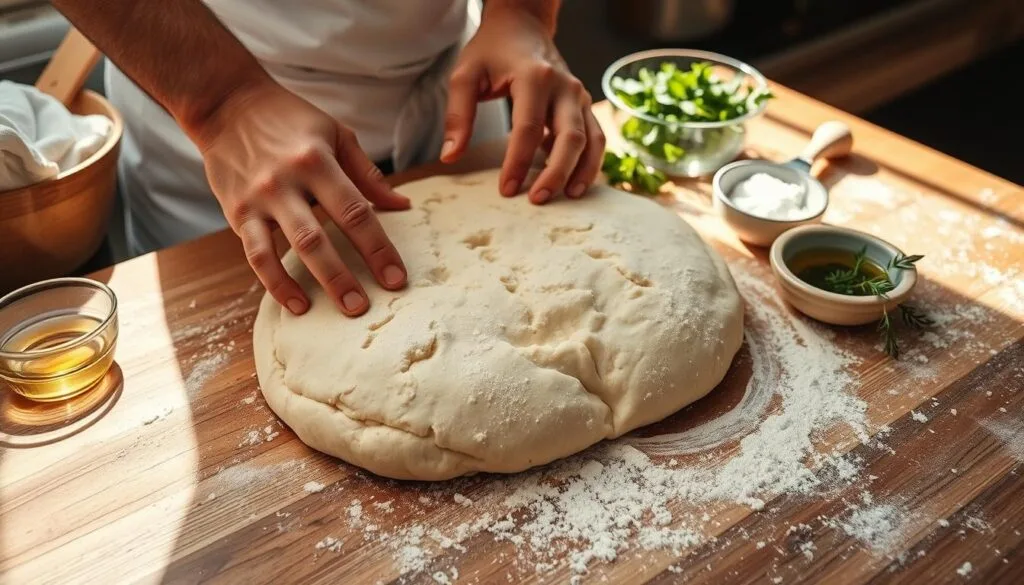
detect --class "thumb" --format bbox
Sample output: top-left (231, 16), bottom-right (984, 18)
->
top-left (441, 64), bottom-right (481, 163)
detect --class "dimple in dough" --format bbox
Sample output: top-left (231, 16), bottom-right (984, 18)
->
top-left (252, 169), bottom-right (744, 480)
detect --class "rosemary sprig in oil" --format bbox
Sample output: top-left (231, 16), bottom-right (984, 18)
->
top-left (823, 247), bottom-right (932, 359)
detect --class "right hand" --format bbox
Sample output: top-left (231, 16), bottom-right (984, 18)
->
top-left (194, 83), bottom-right (410, 317)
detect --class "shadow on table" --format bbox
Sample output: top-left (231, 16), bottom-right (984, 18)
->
top-left (0, 363), bottom-right (124, 449)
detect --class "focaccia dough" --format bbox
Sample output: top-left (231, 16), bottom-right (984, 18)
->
top-left (252, 169), bottom-right (743, 480)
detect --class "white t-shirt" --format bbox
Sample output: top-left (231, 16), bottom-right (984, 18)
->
top-left (204, 0), bottom-right (468, 159)
top-left (106, 0), bottom-right (509, 254)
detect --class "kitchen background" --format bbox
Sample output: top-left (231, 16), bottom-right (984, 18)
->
top-left (1, 0), bottom-right (1021, 267)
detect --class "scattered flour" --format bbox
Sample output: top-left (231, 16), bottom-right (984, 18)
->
top-left (315, 536), bottom-right (343, 552)
top-left (957, 561), bottom-right (973, 577)
top-left (237, 429), bottom-right (263, 448)
top-left (431, 569), bottom-right (458, 584)
top-left (979, 417), bottom-right (1024, 462)
top-left (830, 503), bottom-right (908, 553)
top-left (910, 411), bottom-right (928, 423)
top-left (347, 500), bottom-right (364, 526)
top-left (185, 353), bottom-right (227, 394)
top-left (303, 481), bottom-right (326, 494)
top-left (328, 260), bottom-right (873, 581)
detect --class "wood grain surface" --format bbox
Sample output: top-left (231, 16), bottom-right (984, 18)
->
top-left (1, 84), bottom-right (1022, 585)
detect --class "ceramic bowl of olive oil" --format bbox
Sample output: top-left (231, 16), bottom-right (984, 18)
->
top-left (0, 278), bottom-right (118, 401)
top-left (769, 225), bottom-right (918, 326)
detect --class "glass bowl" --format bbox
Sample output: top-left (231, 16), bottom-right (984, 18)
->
top-left (0, 278), bottom-right (119, 402)
top-left (602, 48), bottom-right (770, 177)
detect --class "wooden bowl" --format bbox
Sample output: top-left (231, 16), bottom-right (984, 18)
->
top-left (0, 90), bottom-right (123, 294)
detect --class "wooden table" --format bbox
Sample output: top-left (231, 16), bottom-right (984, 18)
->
top-left (1, 85), bottom-right (1022, 585)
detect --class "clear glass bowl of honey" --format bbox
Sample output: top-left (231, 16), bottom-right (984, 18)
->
top-left (0, 278), bottom-right (118, 402)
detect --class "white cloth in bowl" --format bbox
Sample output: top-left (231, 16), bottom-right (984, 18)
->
top-left (0, 80), bottom-right (113, 191)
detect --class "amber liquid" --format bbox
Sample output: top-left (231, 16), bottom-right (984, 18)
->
top-left (788, 248), bottom-right (888, 296)
top-left (0, 313), bottom-right (115, 401)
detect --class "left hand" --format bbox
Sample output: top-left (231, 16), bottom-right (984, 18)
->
top-left (440, 6), bottom-right (605, 204)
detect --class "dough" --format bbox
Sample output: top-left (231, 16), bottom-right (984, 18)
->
top-left (252, 170), bottom-right (743, 480)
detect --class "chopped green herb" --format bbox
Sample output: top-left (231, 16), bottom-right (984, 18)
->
top-left (611, 61), bottom-right (774, 165)
top-left (601, 151), bottom-right (668, 195)
top-left (611, 61), bottom-right (772, 123)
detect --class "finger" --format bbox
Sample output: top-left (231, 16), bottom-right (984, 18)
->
top-left (238, 218), bottom-right (309, 316)
top-left (564, 110), bottom-right (606, 199)
top-left (501, 67), bottom-right (554, 197)
top-left (529, 92), bottom-right (587, 204)
top-left (335, 125), bottom-right (410, 211)
top-left (442, 64), bottom-right (481, 163)
top-left (273, 195), bottom-right (369, 317)
top-left (308, 162), bottom-right (408, 292)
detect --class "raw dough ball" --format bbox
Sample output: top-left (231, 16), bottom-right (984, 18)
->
top-left (252, 170), bottom-right (743, 480)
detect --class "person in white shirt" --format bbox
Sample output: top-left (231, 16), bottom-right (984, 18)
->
top-left (53, 0), bottom-right (604, 318)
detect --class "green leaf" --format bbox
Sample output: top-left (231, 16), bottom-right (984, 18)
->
top-left (890, 253), bottom-right (925, 270)
top-left (621, 117), bottom-right (645, 142)
top-left (661, 142), bottom-right (685, 163)
top-left (601, 151), bottom-right (667, 195)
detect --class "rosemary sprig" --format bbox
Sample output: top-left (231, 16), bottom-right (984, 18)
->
top-left (820, 248), bottom-right (930, 359)
top-left (899, 304), bottom-right (934, 329)
top-left (879, 308), bottom-right (900, 360)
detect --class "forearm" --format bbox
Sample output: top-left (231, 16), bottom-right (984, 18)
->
top-left (51, 1), bottom-right (273, 143)
top-left (482, 0), bottom-right (561, 36)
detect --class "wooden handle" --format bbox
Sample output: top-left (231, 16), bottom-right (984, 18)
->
top-left (35, 28), bottom-right (102, 107)
top-left (799, 121), bottom-right (853, 164)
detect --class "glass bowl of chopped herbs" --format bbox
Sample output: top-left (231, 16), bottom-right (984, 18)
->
top-left (602, 49), bottom-right (772, 177)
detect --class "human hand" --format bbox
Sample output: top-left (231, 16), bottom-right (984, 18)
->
top-left (194, 83), bottom-right (410, 317)
top-left (441, 5), bottom-right (605, 204)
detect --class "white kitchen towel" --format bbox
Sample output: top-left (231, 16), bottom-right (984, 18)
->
top-left (0, 80), bottom-right (112, 191)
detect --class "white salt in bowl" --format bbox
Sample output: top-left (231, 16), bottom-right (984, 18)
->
top-left (712, 160), bottom-right (828, 247)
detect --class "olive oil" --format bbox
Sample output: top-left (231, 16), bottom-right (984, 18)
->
top-left (0, 313), bottom-right (115, 401)
top-left (787, 247), bottom-right (887, 296)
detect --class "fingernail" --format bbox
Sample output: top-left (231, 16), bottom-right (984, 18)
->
top-left (383, 264), bottom-right (405, 287)
top-left (534, 188), bottom-right (552, 203)
top-left (440, 139), bottom-right (455, 161)
top-left (568, 183), bottom-right (586, 198)
top-left (342, 291), bottom-right (365, 313)
top-left (502, 179), bottom-right (520, 197)
top-left (286, 298), bottom-right (307, 315)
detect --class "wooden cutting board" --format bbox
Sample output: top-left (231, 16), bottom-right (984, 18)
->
top-left (1, 84), bottom-right (1022, 585)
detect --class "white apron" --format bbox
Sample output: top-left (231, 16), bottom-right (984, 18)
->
top-left (105, 0), bottom-right (508, 255)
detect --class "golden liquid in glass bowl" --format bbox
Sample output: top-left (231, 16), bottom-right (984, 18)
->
top-left (0, 312), bottom-right (116, 401)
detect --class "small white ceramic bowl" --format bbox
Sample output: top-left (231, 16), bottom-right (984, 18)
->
top-left (769, 225), bottom-right (918, 326)
top-left (713, 160), bottom-right (828, 247)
